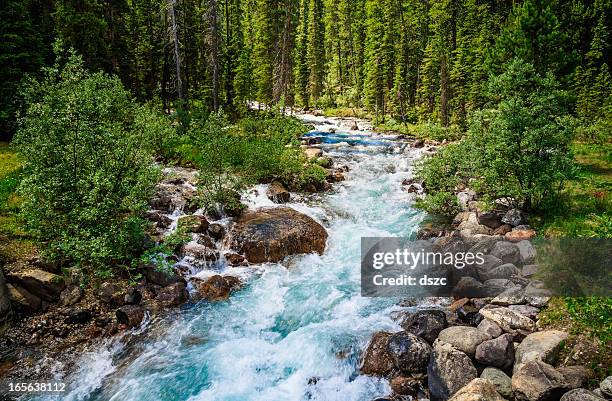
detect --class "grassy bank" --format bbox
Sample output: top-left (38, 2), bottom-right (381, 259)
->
top-left (0, 143), bottom-right (36, 265)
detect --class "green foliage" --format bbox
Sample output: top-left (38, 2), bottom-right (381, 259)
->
top-left (415, 191), bottom-right (461, 216)
top-left (177, 111), bottom-right (321, 212)
top-left (417, 59), bottom-right (575, 214)
top-left (13, 47), bottom-right (168, 275)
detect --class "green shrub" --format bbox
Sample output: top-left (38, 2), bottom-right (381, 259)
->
top-left (416, 59), bottom-right (575, 214)
top-left (13, 47), bottom-right (167, 276)
top-left (415, 191), bottom-right (461, 216)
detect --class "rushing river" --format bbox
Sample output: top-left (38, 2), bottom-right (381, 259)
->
top-left (32, 115), bottom-right (428, 401)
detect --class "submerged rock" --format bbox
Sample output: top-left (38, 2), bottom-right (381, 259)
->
top-left (229, 207), bottom-right (328, 264)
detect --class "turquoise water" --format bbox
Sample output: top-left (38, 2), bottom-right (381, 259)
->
top-left (34, 126), bottom-right (425, 401)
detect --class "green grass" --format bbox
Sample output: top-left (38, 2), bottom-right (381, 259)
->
top-left (532, 142), bottom-right (611, 237)
top-left (0, 142), bottom-right (35, 264)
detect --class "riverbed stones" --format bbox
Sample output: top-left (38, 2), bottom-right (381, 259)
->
top-left (229, 207), bottom-right (328, 264)
top-left (491, 285), bottom-right (526, 306)
top-left (508, 304), bottom-right (539, 320)
top-left (428, 340), bottom-right (478, 401)
top-left (360, 331), bottom-right (394, 376)
top-left (480, 306), bottom-right (536, 332)
top-left (561, 389), bottom-right (606, 401)
top-left (437, 326), bottom-right (490, 357)
top-left (386, 331), bottom-right (432, 373)
top-left (448, 378), bottom-right (506, 401)
top-left (177, 215), bottom-right (209, 233)
top-left (481, 367), bottom-right (513, 399)
top-left (475, 333), bottom-right (515, 370)
top-left (267, 181), bottom-right (291, 203)
top-left (490, 241), bottom-right (521, 265)
top-left (514, 330), bottom-right (568, 373)
top-left (400, 309), bottom-right (447, 344)
top-left (512, 360), bottom-right (571, 401)
top-left (7, 269), bottom-right (65, 302)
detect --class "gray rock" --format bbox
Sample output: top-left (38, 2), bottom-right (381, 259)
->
top-left (59, 285), bottom-right (83, 306)
top-left (438, 326), bottom-right (491, 357)
top-left (475, 333), bottom-right (515, 370)
top-left (457, 191), bottom-right (476, 211)
top-left (453, 277), bottom-right (502, 298)
top-left (502, 209), bottom-right (524, 227)
top-left (400, 309), bottom-right (447, 344)
top-left (386, 331), bottom-right (432, 373)
top-left (478, 318), bottom-right (503, 339)
top-left (514, 330), bottom-right (569, 374)
top-left (557, 366), bottom-right (588, 390)
top-left (517, 240), bottom-right (536, 264)
top-left (483, 279), bottom-right (516, 297)
top-left (512, 360), bottom-right (571, 401)
top-left (428, 340), bottom-right (478, 401)
top-left (480, 263), bottom-right (520, 282)
top-left (492, 285), bottom-right (526, 306)
top-left (481, 367), bottom-right (513, 399)
top-left (469, 237), bottom-right (502, 255)
top-left (448, 378), bottom-right (507, 401)
top-left (508, 304), bottom-right (540, 320)
top-left (561, 389), bottom-right (606, 401)
top-left (490, 241), bottom-right (522, 265)
top-left (600, 376), bottom-right (612, 399)
top-left (480, 306), bottom-right (536, 332)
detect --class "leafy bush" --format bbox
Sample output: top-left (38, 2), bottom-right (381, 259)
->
top-left (415, 191), bottom-right (461, 216)
top-left (178, 111), bottom-right (322, 212)
top-left (416, 59), bottom-right (575, 215)
top-left (13, 47), bottom-right (168, 276)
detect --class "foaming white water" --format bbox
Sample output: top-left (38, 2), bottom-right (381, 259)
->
top-left (49, 117), bottom-right (425, 401)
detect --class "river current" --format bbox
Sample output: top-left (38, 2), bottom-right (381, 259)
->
top-left (32, 114), bottom-right (428, 401)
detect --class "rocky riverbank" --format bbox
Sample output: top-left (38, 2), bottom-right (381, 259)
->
top-left (356, 176), bottom-right (609, 399)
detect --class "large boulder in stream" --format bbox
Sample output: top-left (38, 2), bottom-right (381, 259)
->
top-left (229, 207), bottom-right (328, 264)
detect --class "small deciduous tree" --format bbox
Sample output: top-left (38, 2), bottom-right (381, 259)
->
top-left (14, 46), bottom-right (167, 277)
